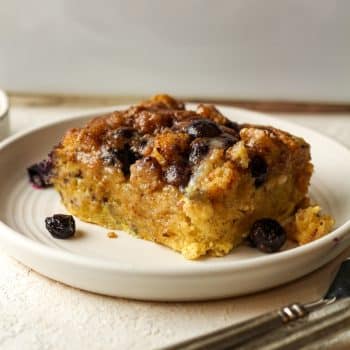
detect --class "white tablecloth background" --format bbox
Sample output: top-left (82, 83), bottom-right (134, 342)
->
top-left (1, 105), bottom-right (350, 349)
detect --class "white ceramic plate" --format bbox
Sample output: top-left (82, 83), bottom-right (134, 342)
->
top-left (0, 105), bottom-right (350, 301)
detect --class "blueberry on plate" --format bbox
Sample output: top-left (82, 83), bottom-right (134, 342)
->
top-left (45, 214), bottom-right (76, 239)
top-left (27, 158), bottom-right (53, 188)
top-left (248, 218), bottom-right (286, 253)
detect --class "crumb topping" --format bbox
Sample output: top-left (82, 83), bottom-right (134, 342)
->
top-left (54, 94), bottom-right (310, 193)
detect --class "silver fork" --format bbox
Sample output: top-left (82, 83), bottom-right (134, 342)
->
top-left (160, 259), bottom-right (350, 350)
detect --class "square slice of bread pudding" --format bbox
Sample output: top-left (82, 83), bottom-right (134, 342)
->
top-left (51, 95), bottom-right (334, 259)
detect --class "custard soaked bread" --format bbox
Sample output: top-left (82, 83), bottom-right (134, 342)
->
top-left (51, 95), bottom-right (333, 259)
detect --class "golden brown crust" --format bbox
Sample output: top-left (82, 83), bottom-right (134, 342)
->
top-left (53, 94), bottom-right (310, 192)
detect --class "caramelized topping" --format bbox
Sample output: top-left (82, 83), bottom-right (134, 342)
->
top-left (75, 95), bottom-right (241, 188)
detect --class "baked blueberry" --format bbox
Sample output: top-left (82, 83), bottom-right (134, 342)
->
top-left (218, 133), bottom-right (239, 148)
top-left (111, 127), bottom-right (135, 139)
top-left (27, 158), bottom-right (53, 188)
top-left (250, 155), bottom-right (268, 187)
top-left (226, 120), bottom-right (240, 132)
top-left (164, 162), bottom-right (191, 187)
top-left (248, 218), bottom-right (286, 253)
top-left (189, 139), bottom-right (210, 165)
top-left (103, 146), bottom-right (140, 176)
top-left (186, 119), bottom-right (221, 138)
top-left (45, 214), bottom-right (76, 239)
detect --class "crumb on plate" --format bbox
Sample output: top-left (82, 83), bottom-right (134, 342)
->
top-left (107, 231), bottom-right (118, 239)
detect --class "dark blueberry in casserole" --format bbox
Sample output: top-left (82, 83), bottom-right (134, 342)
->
top-left (110, 127), bottom-right (135, 139)
top-left (226, 120), bottom-right (240, 132)
top-left (250, 155), bottom-right (268, 187)
top-left (189, 139), bottom-right (210, 165)
top-left (186, 119), bottom-right (221, 138)
top-left (164, 162), bottom-right (191, 188)
top-left (217, 133), bottom-right (239, 149)
top-left (102, 146), bottom-right (140, 176)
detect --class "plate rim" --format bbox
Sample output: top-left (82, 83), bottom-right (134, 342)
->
top-left (0, 104), bottom-right (350, 276)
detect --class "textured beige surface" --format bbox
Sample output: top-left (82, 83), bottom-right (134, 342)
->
top-left (1, 105), bottom-right (350, 349)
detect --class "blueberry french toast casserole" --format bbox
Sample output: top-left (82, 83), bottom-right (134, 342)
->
top-left (29, 95), bottom-right (334, 259)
